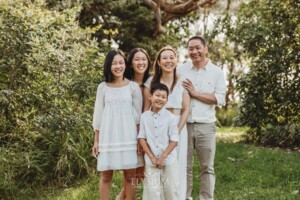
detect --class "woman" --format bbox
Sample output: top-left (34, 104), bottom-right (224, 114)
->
top-left (117, 47), bottom-right (151, 200)
top-left (144, 45), bottom-right (190, 200)
top-left (92, 49), bottom-right (142, 200)
top-left (125, 47), bottom-right (151, 91)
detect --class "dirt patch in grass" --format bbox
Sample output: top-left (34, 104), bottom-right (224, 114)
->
top-left (216, 132), bottom-right (244, 143)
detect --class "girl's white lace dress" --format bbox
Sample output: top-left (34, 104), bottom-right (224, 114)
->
top-left (92, 81), bottom-right (142, 171)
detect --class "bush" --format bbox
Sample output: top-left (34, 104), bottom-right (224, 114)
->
top-left (244, 124), bottom-right (300, 148)
top-left (216, 108), bottom-right (238, 127)
top-left (0, 0), bottom-right (103, 197)
top-left (222, 0), bottom-right (300, 147)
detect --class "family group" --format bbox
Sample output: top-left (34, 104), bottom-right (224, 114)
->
top-left (92, 36), bottom-right (226, 200)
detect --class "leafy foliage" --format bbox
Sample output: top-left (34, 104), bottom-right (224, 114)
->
top-left (216, 108), bottom-right (238, 127)
top-left (0, 0), bottom-right (103, 197)
top-left (221, 0), bottom-right (300, 147)
top-left (75, 0), bottom-right (189, 58)
top-left (111, 3), bottom-right (185, 58)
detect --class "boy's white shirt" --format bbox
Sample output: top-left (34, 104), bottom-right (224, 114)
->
top-left (138, 107), bottom-right (179, 166)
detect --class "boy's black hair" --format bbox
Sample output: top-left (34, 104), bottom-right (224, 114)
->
top-left (150, 83), bottom-right (169, 96)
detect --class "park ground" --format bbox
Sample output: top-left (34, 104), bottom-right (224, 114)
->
top-left (21, 127), bottom-right (299, 200)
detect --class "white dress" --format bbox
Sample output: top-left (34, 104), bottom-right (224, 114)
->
top-left (92, 81), bottom-right (143, 171)
top-left (145, 76), bottom-right (188, 200)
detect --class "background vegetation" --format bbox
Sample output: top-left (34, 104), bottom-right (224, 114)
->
top-left (0, 0), bottom-right (299, 199)
top-left (218, 0), bottom-right (300, 147)
top-left (0, 0), bottom-right (103, 197)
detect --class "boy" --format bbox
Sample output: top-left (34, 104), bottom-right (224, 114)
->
top-left (138, 83), bottom-right (179, 200)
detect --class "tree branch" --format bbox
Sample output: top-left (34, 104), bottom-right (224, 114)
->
top-left (143, 0), bottom-right (166, 35)
top-left (143, 0), bottom-right (216, 36)
top-left (161, 0), bottom-right (197, 14)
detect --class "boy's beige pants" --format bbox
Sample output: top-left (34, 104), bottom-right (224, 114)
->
top-left (142, 161), bottom-right (179, 200)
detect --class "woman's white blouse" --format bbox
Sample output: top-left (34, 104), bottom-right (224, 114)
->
top-left (144, 75), bottom-right (187, 109)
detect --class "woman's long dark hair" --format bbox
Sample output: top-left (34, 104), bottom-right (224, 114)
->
top-left (151, 45), bottom-right (178, 92)
top-left (125, 48), bottom-right (151, 85)
top-left (103, 49), bottom-right (126, 82)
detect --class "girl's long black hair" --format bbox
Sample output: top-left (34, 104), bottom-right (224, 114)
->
top-left (125, 48), bottom-right (151, 85)
top-left (103, 49), bottom-right (126, 82)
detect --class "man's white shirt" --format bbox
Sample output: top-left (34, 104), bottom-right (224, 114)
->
top-left (178, 60), bottom-right (226, 123)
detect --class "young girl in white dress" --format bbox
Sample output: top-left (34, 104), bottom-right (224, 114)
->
top-left (144, 46), bottom-right (190, 200)
top-left (92, 49), bottom-right (143, 200)
top-left (117, 47), bottom-right (152, 200)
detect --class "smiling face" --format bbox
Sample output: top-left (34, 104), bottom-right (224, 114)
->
top-left (111, 54), bottom-right (126, 79)
top-left (149, 89), bottom-right (168, 112)
top-left (188, 39), bottom-right (208, 64)
top-left (132, 51), bottom-right (149, 75)
top-left (158, 50), bottom-right (177, 73)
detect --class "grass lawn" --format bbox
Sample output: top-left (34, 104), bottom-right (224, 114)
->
top-left (21, 127), bottom-right (299, 200)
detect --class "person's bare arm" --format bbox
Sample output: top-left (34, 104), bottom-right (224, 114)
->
top-left (177, 93), bottom-right (190, 133)
top-left (139, 138), bottom-right (157, 165)
top-left (182, 79), bottom-right (217, 105)
top-left (143, 87), bottom-right (151, 112)
top-left (92, 130), bottom-right (99, 157)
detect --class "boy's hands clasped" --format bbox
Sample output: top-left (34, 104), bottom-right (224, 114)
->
top-left (156, 156), bottom-right (166, 169)
top-left (150, 155), bottom-right (166, 169)
top-left (150, 156), bottom-right (158, 166)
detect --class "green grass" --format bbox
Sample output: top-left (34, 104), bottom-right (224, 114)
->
top-left (208, 142), bottom-right (299, 199)
top-left (18, 128), bottom-right (300, 200)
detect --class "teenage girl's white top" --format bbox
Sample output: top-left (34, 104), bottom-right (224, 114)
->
top-left (144, 76), bottom-right (187, 109)
top-left (92, 81), bottom-right (142, 171)
top-left (144, 75), bottom-right (188, 200)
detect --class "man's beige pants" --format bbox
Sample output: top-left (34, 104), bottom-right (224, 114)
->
top-left (186, 123), bottom-right (216, 200)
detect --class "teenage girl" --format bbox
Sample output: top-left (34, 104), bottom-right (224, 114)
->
top-left (116, 47), bottom-right (152, 200)
top-left (92, 49), bottom-right (143, 199)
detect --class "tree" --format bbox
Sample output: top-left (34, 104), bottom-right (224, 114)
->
top-left (46, 0), bottom-right (217, 57)
top-left (222, 0), bottom-right (300, 147)
top-left (143, 0), bottom-right (216, 35)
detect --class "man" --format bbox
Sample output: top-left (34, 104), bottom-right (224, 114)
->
top-left (178, 36), bottom-right (226, 200)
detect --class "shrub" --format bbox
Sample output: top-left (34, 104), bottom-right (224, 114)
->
top-left (0, 0), bottom-right (103, 197)
top-left (216, 108), bottom-right (238, 127)
top-left (222, 0), bottom-right (300, 147)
